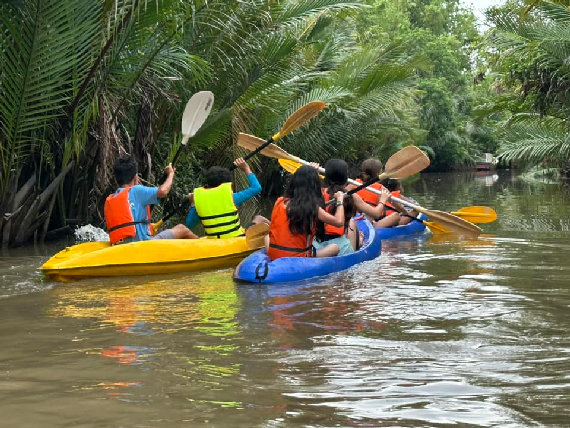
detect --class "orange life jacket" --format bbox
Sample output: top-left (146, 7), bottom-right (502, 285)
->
top-left (321, 190), bottom-right (345, 237)
top-left (104, 187), bottom-right (152, 245)
top-left (355, 179), bottom-right (383, 206)
top-left (267, 197), bottom-right (315, 261)
top-left (385, 190), bottom-right (401, 215)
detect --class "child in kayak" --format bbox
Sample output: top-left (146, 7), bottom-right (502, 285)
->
top-left (315, 159), bottom-right (391, 254)
top-left (104, 156), bottom-right (197, 245)
top-left (267, 165), bottom-right (345, 260)
top-left (185, 157), bottom-right (269, 238)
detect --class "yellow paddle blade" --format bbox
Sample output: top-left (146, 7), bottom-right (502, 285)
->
top-left (278, 158), bottom-right (301, 174)
top-left (424, 209), bottom-right (482, 238)
top-left (451, 206), bottom-right (497, 223)
top-left (379, 146), bottom-right (430, 180)
top-left (278, 158), bottom-right (324, 179)
top-left (238, 133), bottom-right (294, 160)
top-left (151, 220), bottom-right (163, 234)
top-left (424, 220), bottom-right (450, 234)
top-left (272, 101), bottom-right (326, 141)
top-left (245, 222), bottom-right (269, 249)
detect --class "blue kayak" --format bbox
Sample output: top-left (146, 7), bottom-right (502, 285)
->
top-left (233, 218), bottom-right (381, 284)
top-left (375, 213), bottom-right (428, 239)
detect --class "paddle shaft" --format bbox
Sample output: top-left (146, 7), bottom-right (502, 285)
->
top-left (229, 137), bottom-right (275, 171)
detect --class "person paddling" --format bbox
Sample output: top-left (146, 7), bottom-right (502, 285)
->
top-left (353, 158), bottom-right (385, 206)
top-left (104, 156), bottom-right (197, 245)
top-left (316, 159), bottom-right (391, 253)
top-left (267, 165), bottom-right (345, 261)
top-left (373, 178), bottom-right (419, 228)
top-left (185, 157), bottom-right (269, 238)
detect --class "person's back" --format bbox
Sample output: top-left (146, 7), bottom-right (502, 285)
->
top-left (354, 158), bottom-right (384, 206)
top-left (104, 156), bottom-right (196, 244)
top-left (187, 158), bottom-right (268, 238)
top-left (267, 165), bottom-right (344, 260)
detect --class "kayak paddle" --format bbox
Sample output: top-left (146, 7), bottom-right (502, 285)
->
top-left (245, 222), bottom-right (269, 249)
top-left (171, 91), bottom-right (214, 167)
top-left (450, 206), bottom-right (497, 223)
top-left (236, 134), bottom-right (484, 238)
top-left (153, 91), bottom-right (214, 232)
top-left (278, 159), bottom-right (495, 225)
top-left (230, 101), bottom-right (326, 170)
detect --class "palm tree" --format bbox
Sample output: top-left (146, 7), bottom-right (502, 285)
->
top-left (485, 1), bottom-right (570, 174)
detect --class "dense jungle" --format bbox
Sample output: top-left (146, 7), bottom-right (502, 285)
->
top-left (1, 0), bottom-right (569, 248)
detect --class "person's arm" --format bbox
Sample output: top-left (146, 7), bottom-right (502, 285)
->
top-left (233, 173), bottom-right (262, 206)
top-left (185, 193), bottom-right (199, 228)
top-left (157, 163), bottom-right (175, 198)
top-left (353, 189), bottom-right (390, 218)
top-left (317, 191), bottom-right (344, 227)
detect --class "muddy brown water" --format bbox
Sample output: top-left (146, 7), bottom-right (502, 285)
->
top-left (1, 170), bottom-right (569, 426)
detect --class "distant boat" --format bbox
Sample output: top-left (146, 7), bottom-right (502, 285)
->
top-left (475, 153), bottom-right (497, 171)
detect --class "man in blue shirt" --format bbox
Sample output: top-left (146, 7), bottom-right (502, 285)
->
top-left (105, 156), bottom-right (197, 244)
top-left (185, 158), bottom-right (269, 236)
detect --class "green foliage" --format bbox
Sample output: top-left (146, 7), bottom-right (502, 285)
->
top-left (481, 0), bottom-right (570, 174)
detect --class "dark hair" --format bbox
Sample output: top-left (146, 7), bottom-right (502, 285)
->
top-left (113, 156), bottom-right (138, 186)
top-left (381, 178), bottom-right (401, 192)
top-left (284, 165), bottom-right (323, 235)
top-left (358, 158), bottom-right (383, 181)
top-left (205, 166), bottom-right (232, 188)
top-left (323, 159), bottom-right (354, 235)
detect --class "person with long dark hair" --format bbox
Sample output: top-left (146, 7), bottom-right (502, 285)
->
top-left (267, 165), bottom-right (345, 261)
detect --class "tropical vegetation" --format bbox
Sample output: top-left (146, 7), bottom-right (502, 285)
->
top-left (1, 0), bottom-right (568, 247)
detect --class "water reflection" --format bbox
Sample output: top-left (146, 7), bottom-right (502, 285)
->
top-left (1, 171), bottom-right (570, 425)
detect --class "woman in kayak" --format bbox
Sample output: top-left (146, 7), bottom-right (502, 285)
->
top-left (315, 159), bottom-right (391, 254)
top-left (267, 165), bottom-right (345, 261)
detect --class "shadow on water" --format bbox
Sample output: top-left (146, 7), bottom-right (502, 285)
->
top-left (1, 170), bottom-right (570, 426)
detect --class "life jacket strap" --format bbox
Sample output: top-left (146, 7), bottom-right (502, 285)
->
top-left (202, 219), bottom-right (240, 229)
top-left (269, 243), bottom-right (313, 253)
top-left (107, 220), bottom-right (151, 233)
top-left (204, 224), bottom-right (243, 238)
top-left (198, 210), bottom-right (238, 220)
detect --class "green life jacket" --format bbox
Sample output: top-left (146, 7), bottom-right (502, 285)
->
top-left (194, 182), bottom-right (244, 238)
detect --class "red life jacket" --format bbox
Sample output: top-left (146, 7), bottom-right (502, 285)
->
top-left (355, 179), bottom-right (383, 206)
top-left (104, 187), bottom-right (152, 245)
top-left (267, 197), bottom-right (315, 261)
top-left (321, 190), bottom-right (345, 237)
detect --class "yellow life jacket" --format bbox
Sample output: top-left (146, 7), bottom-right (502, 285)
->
top-left (193, 182), bottom-right (244, 238)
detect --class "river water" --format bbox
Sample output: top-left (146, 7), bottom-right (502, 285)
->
top-left (1, 170), bottom-right (569, 427)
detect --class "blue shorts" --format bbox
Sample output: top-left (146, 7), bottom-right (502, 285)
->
top-left (312, 235), bottom-right (354, 256)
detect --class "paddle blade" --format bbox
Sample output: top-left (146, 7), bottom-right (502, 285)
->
top-left (380, 146), bottom-right (430, 180)
top-left (451, 206), bottom-right (497, 223)
top-left (278, 158), bottom-right (324, 179)
top-left (424, 210), bottom-right (482, 238)
top-left (273, 101), bottom-right (326, 140)
top-left (278, 158), bottom-right (300, 174)
top-left (238, 133), bottom-right (294, 160)
top-left (181, 91), bottom-right (214, 142)
top-left (423, 220), bottom-right (450, 234)
top-left (151, 220), bottom-right (163, 234)
top-left (245, 222), bottom-right (269, 249)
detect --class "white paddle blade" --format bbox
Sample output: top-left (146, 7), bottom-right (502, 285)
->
top-left (181, 91), bottom-right (214, 142)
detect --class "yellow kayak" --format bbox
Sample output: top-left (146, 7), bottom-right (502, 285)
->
top-left (41, 237), bottom-right (260, 281)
